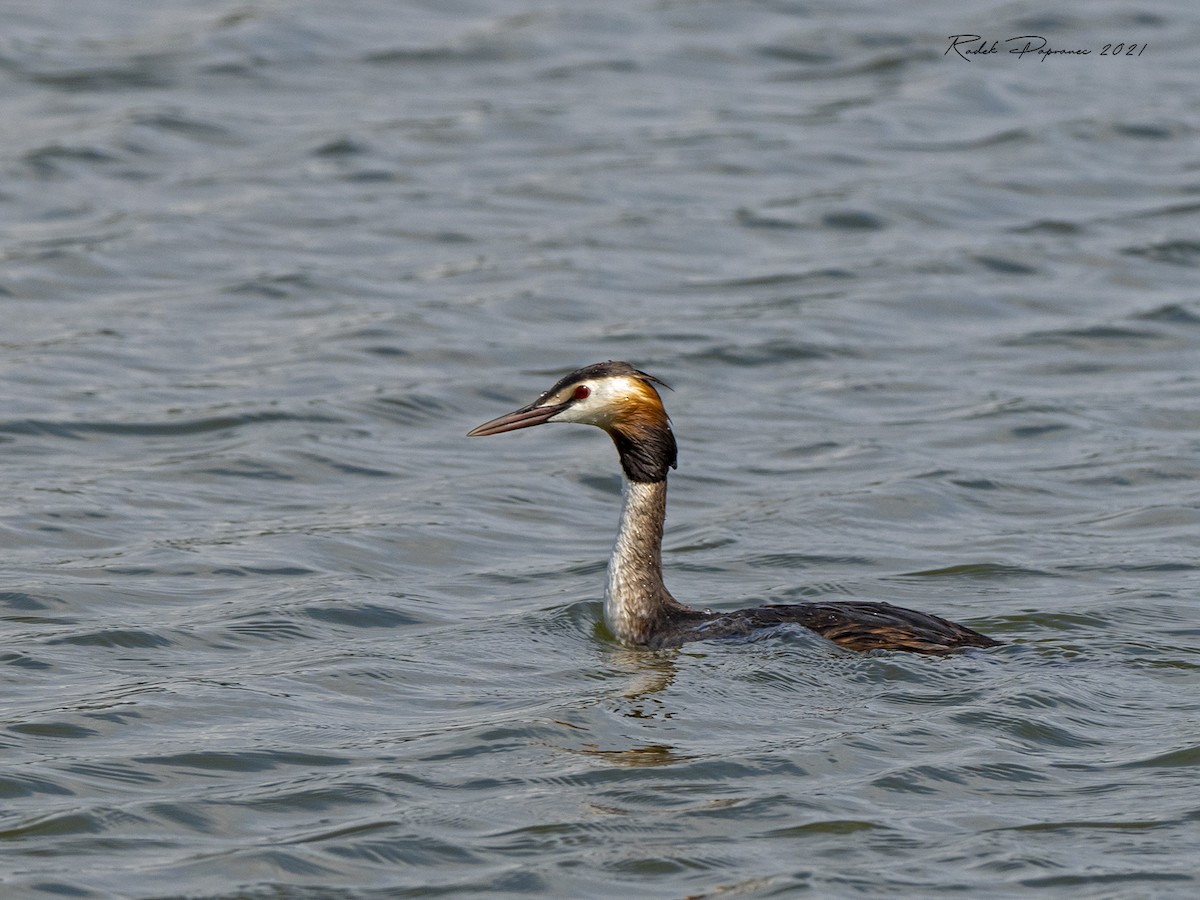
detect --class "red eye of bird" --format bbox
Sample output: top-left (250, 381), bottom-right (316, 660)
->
top-left (573, 385), bottom-right (591, 400)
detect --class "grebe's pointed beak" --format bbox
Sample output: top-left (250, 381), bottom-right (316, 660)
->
top-left (467, 400), bottom-right (569, 437)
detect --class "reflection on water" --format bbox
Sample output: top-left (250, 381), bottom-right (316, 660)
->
top-left (578, 745), bottom-right (695, 768)
top-left (608, 647), bottom-right (682, 702)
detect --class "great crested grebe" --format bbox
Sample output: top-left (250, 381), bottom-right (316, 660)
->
top-left (468, 361), bottom-right (999, 653)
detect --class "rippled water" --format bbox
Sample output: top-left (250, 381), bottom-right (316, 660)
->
top-left (3, 1), bottom-right (1199, 896)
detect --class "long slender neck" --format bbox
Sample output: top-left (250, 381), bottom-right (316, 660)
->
top-left (604, 478), bottom-right (694, 646)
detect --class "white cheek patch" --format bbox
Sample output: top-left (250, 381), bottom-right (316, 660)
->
top-left (546, 378), bottom-right (639, 427)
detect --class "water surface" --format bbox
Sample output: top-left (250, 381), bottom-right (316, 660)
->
top-left (3, 1), bottom-right (1199, 896)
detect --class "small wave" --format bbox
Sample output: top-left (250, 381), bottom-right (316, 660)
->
top-left (0, 410), bottom-right (339, 441)
top-left (46, 628), bottom-right (176, 650)
top-left (1123, 240), bottom-right (1200, 267)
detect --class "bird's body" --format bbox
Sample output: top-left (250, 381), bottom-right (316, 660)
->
top-left (468, 361), bottom-right (999, 654)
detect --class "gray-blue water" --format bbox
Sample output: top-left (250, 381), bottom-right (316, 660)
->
top-left (3, 1), bottom-right (1199, 896)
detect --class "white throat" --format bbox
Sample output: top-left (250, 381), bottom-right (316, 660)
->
top-left (604, 479), bottom-right (672, 644)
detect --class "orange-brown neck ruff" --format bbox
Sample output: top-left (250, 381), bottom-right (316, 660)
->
top-left (606, 380), bottom-right (677, 483)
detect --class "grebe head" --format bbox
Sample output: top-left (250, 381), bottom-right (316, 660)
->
top-left (467, 360), bottom-right (677, 482)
